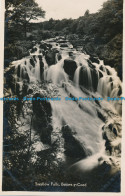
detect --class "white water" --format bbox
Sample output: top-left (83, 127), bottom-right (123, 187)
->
top-left (35, 58), bottom-right (41, 81)
top-left (10, 38), bottom-right (122, 171)
top-left (73, 66), bottom-right (81, 87)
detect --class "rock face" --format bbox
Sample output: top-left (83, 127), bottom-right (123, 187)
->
top-left (63, 59), bottom-right (77, 80)
top-left (62, 125), bottom-right (88, 159)
top-left (32, 93), bottom-right (52, 145)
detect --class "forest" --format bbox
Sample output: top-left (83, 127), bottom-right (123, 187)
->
top-left (5, 0), bottom-right (123, 79)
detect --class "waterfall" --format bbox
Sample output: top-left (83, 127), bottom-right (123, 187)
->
top-left (73, 66), bottom-right (81, 87)
top-left (35, 57), bottom-right (41, 81)
top-left (42, 57), bottom-right (48, 80)
top-left (46, 57), bottom-right (69, 85)
top-left (10, 38), bottom-right (122, 173)
top-left (14, 56), bottom-right (42, 83)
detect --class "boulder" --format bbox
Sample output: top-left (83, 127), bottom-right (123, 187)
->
top-left (45, 51), bottom-right (56, 66)
top-left (57, 53), bottom-right (62, 61)
top-left (63, 59), bottom-right (77, 80)
top-left (62, 125), bottom-right (88, 158)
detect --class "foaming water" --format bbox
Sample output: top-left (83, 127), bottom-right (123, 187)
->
top-left (10, 38), bottom-right (122, 172)
top-left (73, 66), bottom-right (81, 87)
top-left (45, 56), bottom-right (69, 85)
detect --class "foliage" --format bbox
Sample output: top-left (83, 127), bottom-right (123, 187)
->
top-left (4, 41), bottom-right (33, 64)
top-left (34, 0), bottom-right (123, 79)
top-left (5, 0), bottom-right (45, 41)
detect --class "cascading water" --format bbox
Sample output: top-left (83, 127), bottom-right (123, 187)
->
top-left (73, 66), bottom-right (81, 87)
top-left (46, 56), bottom-right (69, 85)
top-left (10, 38), bottom-right (122, 173)
top-left (35, 57), bottom-right (41, 81)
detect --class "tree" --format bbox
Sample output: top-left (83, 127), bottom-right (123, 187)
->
top-left (84, 9), bottom-right (90, 17)
top-left (6, 0), bottom-right (45, 39)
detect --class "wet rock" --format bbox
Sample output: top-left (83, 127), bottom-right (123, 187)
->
top-left (33, 55), bottom-right (37, 62)
top-left (27, 89), bottom-right (33, 94)
top-left (62, 125), bottom-right (88, 159)
top-left (38, 56), bottom-right (44, 79)
top-left (89, 56), bottom-right (99, 64)
top-left (40, 43), bottom-right (52, 51)
top-left (57, 40), bottom-right (67, 43)
top-left (23, 72), bottom-right (30, 82)
top-left (17, 65), bottom-right (21, 77)
top-left (40, 43), bottom-right (48, 50)
top-left (109, 77), bottom-right (113, 82)
top-left (32, 93), bottom-right (52, 145)
top-left (22, 81), bottom-right (28, 95)
top-left (69, 52), bottom-right (73, 56)
top-left (91, 69), bottom-right (98, 91)
top-left (45, 51), bottom-right (56, 66)
top-left (106, 68), bottom-right (110, 75)
top-left (88, 60), bottom-right (96, 69)
top-left (63, 59), bottom-right (77, 80)
top-left (30, 58), bottom-right (35, 67)
top-left (99, 65), bottom-right (104, 71)
top-left (97, 110), bottom-right (106, 122)
top-left (52, 48), bottom-right (59, 53)
top-left (57, 53), bottom-right (62, 61)
top-left (110, 82), bottom-right (113, 91)
top-left (60, 44), bottom-right (68, 47)
top-left (30, 47), bottom-right (37, 53)
top-left (117, 86), bottom-right (122, 96)
top-left (99, 70), bottom-right (103, 79)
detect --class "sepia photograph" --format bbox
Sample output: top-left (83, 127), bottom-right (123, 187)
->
top-left (0, 0), bottom-right (124, 194)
